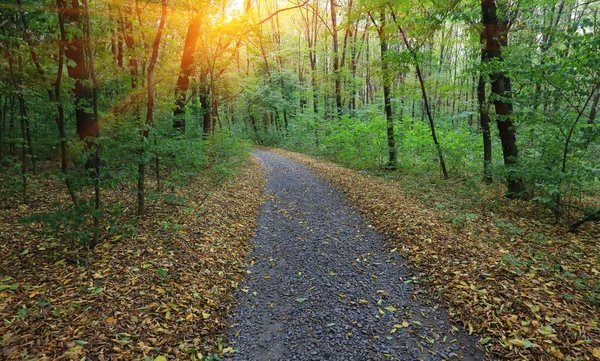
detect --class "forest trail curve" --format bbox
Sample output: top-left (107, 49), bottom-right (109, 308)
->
top-left (225, 150), bottom-right (485, 361)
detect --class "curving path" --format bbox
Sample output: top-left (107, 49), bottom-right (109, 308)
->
top-left (225, 150), bottom-right (484, 361)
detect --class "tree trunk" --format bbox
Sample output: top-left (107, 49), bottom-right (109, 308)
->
top-left (199, 81), bottom-right (212, 138)
top-left (5, 48), bottom-right (29, 204)
top-left (482, 0), bottom-right (524, 198)
top-left (55, 8), bottom-right (79, 206)
top-left (137, 0), bottom-right (167, 216)
top-left (477, 75), bottom-right (493, 183)
top-left (375, 12), bottom-right (397, 170)
top-left (330, 0), bottom-right (342, 118)
top-left (390, 11), bottom-right (447, 178)
top-left (173, 13), bottom-right (202, 133)
top-left (57, 0), bottom-right (99, 145)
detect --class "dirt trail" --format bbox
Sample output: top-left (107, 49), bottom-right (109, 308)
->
top-left (226, 150), bottom-right (484, 361)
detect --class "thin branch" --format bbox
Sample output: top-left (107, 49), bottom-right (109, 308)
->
top-left (256, 0), bottom-right (310, 25)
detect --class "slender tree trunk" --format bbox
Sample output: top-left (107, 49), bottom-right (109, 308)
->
top-left (390, 11), bottom-right (448, 178)
top-left (482, 0), bottom-right (524, 197)
top-left (373, 12), bottom-right (397, 170)
top-left (365, 32), bottom-right (372, 105)
top-left (5, 48), bottom-right (28, 204)
top-left (55, 9), bottom-right (79, 206)
top-left (199, 79), bottom-right (212, 138)
top-left (478, 75), bottom-right (493, 183)
top-left (330, 0), bottom-right (342, 118)
top-left (173, 13), bottom-right (202, 133)
top-left (138, 0), bottom-right (167, 216)
top-left (349, 25), bottom-right (360, 110)
top-left (81, 0), bottom-right (101, 245)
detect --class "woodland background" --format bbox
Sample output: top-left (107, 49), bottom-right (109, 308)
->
top-left (0, 0), bottom-right (599, 359)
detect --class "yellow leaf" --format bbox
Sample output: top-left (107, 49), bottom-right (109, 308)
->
top-left (29, 290), bottom-right (40, 298)
top-left (358, 299), bottom-right (368, 305)
top-left (106, 317), bottom-right (115, 323)
top-left (509, 339), bottom-right (525, 347)
top-left (186, 313), bottom-right (193, 320)
top-left (202, 312), bottom-right (210, 319)
top-left (549, 347), bottom-right (564, 359)
top-left (154, 357), bottom-right (167, 361)
top-left (592, 348), bottom-right (600, 358)
top-left (222, 347), bottom-right (235, 354)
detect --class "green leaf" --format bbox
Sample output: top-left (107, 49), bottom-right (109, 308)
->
top-left (295, 298), bottom-right (307, 303)
top-left (480, 337), bottom-right (492, 345)
top-left (75, 340), bottom-right (89, 346)
top-left (154, 356), bottom-right (167, 361)
top-left (0, 284), bottom-right (19, 291)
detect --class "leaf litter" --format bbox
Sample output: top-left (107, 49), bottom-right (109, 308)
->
top-left (0, 159), bottom-right (265, 360)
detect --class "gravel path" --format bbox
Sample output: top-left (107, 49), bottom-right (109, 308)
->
top-left (225, 150), bottom-right (484, 361)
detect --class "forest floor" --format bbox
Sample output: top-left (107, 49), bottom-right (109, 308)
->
top-left (275, 148), bottom-right (600, 361)
top-left (225, 149), bottom-right (484, 361)
top-left (1, 148), bottom-right (599, 361)
top-left (0, 158), bottom-right (264, 360)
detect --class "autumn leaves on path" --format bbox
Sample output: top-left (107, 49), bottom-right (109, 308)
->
top-left (226, 150), bottom-right (483, 361)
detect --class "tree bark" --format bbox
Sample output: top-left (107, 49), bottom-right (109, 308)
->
top-left (57, 0), bottom-right (99, 144)
top-left (478, 76), bottom-right (493, 183)
top-left (173, 13), bottom-right (202, 133)
top-left (330, 0), bottom-right (342, 118)
top-left (5, 52), bottom-right (28, 204)
top-left (138, 0), bottom-right (167, 216)
top-left (390, 10), bottom-right (447, 178)
top-left (482, 0), bottom-right (524, 197)
top-left (373, 12), bottom-right (397, 170)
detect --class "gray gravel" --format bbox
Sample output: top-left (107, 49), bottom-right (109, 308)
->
top-left (225, 150), bottom-right (485, 361)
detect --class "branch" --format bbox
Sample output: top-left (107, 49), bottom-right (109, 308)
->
top-left (256, 0), bottom-right (310, 26)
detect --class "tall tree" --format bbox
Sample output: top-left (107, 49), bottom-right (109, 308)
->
top-left (173, 12), bottom-right (202, 133)
top-left (390, 9), bottom-right (448, 179)
top-left (57, 0), bottom-right (99, 147)
top-left (481, 0), bottom-right (524, 197)
top-left (370, 11), bottom-right (397, 170)
top-left (330, 0), bottom-right (342, 118)
top-left (138, 0), bottom-right (168, 215)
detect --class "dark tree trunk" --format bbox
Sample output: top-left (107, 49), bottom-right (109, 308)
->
top-left (482, 0), bottom-right (524, 198)
top-left (330, 0), bottom-right (342, 118)
top-left (173, 13), bottom-right (202, 133)
top-left (5, 48), bottom-right (29, 204)
top-left (137, 0), bottom-right (167, 216)
top-left (57, 0), bottom-right (99, 144)
top-left (477, 75), bottom-right (493, 183)
top-left (199, 81), bottom-right (212, 138)
top-left (390, 10), bottom-right (447, 178)
top-left (375, 12), bottom-right (397, 170)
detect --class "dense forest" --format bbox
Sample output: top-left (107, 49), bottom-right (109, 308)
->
top-left (0, 0), bottom-right (599, 360)
top-left (1, 0), bottom-right (599, 227)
